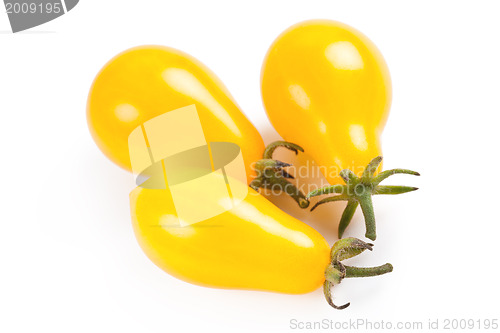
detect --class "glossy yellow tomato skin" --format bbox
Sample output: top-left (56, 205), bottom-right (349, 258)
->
top-left (130, 187), bottom-right (330, 294)
top-left (87, 45), bottom-right (264, 183)
top-left (261, 20), bottom-right (391, 184)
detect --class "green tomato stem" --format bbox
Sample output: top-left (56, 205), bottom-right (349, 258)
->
top-left (323, 281), bottom-right (350, 310)
top-left (262, 140), bottom-right (303, 159)
top-left (338, 200), bottom-right (359, 238)
top-left (323, 237), bottom-right (393, 310)
top-left (358, 193), bottom-right (376, 241)
top-left (343, 263), bottom-right (393, 278)
top-left (308, 156), bottom-right (420, 240)
top-left (251, 141), bottom-right (309, 208)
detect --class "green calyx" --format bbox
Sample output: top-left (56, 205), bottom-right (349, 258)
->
top-left (307, 156), bottom-right (420, 241)
top-left (323, 237), bottom-right (393, 310)
top-left (250, 141), bottom-right (309, 208)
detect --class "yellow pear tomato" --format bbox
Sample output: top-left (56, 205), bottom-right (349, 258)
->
top-left (87, 45), bottom-right (264, 183)
top-left (261, 20), bottom-right (392, 185)
top-left (130, 186), bottom-right (392, 308)
top-left (130, 186), bottom-right (330, 294)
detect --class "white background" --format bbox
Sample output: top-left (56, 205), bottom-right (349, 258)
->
top-left (1, 1), bottom-right (500, 332)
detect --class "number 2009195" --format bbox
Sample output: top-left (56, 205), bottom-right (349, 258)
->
top-left (443, 319), bottom-right (498, 330)
top-left (5, 2), bottom-right (61, 14)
